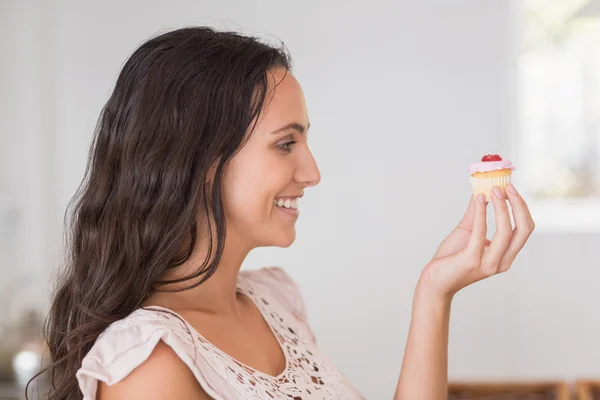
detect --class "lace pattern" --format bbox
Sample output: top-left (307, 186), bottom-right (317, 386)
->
top-left (99, 271), bottom-right (363, 399)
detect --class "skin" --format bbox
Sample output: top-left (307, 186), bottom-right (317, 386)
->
top-left (395, 185), bottom-right (535, 399)
top-left (100, 67), bottom-right (320, 399)
top-left (99, 68), bottom-right (535, 399)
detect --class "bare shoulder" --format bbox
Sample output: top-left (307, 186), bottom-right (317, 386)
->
top-left (97, 340), bottom-right (212, 400)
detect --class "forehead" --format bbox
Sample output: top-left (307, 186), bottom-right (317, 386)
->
top-left (254, 68), bottom-right (308, 133)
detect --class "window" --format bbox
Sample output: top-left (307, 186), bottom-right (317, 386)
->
top-left (518, 0), bottom-right (600, 232)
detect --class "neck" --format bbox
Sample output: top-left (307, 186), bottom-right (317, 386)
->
top-left (145, 232), bottom-right (253, 319)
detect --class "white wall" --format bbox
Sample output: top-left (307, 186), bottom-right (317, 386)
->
top-left (0, 0), bottom-right (55, 318)
top-left (1, 0), bottom-right (598, 398)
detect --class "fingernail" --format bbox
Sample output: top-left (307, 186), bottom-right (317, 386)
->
top-left (493, 186), bottom-right (505, 199)
top-left (506, 184), bottom-right (518, 195)
top-left (477, 194), bottom-right (486, 204)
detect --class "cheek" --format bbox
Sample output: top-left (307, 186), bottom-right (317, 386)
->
top-left (222, 157), bottom-right (281, 219)
top-left (221, 140), bottom-right (297, 221)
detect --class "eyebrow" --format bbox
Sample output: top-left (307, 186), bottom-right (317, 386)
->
top-left (271, 122), bottom-right (310, 136)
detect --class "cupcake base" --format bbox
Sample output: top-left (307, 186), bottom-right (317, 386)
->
top-left (470, 170), bottom-right (512, 201)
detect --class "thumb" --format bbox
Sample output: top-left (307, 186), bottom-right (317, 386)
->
top-left (457, 195), bottom-right (477, 230)
top-left (465, 194), bottom-right (488, 260)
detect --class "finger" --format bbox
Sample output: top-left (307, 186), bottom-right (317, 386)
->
top-left (497, 184), bottom-right (535, 272)
top-left (464, 194), bottom-right (487, 264)
top-left (457, 195), bottom-right (476, 230)
top-left (481, 186), bottom-right (513, 275)
top-left (505, 184), bottom-right (535, 230)
top-left (433, 196), bottom-right (479, 259)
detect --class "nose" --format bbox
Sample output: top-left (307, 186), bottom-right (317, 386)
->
top-left (295, 146), bottom-right (321, 188)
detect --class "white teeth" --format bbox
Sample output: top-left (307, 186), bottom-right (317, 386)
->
top-left (274, 197), bottom-right (299, 210)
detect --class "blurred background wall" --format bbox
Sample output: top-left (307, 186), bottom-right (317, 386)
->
top-left (0, 0), bottom-right (599, 398)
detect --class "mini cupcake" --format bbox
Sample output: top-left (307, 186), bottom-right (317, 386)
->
top-left (469, 154), bottom-right (515, 201)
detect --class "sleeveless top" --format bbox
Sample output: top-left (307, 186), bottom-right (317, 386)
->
top-left (76, 267), bottom-right (365, 399)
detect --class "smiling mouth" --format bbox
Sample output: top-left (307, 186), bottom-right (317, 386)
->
top-left (273, 197), bottom-right (299, 210)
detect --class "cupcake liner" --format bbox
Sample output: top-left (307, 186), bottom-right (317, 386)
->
top-left (469, 174), bottom-right (512, 201)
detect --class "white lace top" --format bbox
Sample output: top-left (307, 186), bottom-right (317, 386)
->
top-left (76, 267), bottom-right (365, 399)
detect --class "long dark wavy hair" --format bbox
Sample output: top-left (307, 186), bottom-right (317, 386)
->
top-left (27, 26), bottom-right (292, 400)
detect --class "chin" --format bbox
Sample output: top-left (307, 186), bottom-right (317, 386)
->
top-left (262, 230), bottom-right (296, 248)
top-left (274, 234), bottom-right (296, 248)
top-left (278, 238), bottom-right (295, 248)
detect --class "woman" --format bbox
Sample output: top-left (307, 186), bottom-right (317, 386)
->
top-left (32, 26), bottom-right (535, 399)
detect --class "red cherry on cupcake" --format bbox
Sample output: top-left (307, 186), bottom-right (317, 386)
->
top-left (481, 154), bottom-right (503, 162)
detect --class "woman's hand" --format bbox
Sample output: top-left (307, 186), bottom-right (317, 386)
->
top-left (394, 183), bottom-right (534, 400)
top-left (419, 184), bottom-right (535, 299)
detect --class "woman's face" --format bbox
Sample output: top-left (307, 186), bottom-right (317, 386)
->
top-left (221, 67), bottom-right (321, 248)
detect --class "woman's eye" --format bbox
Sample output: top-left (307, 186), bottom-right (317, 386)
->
top-left (278, 140), bottom-right (297, 152)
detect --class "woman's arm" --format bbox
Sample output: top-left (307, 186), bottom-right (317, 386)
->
top-left (98, 341), bottom-right (213, 400)
top-left (393, 185), bottom-right (535, 400)
top-left (394, 285), bottom-right (451, 400)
